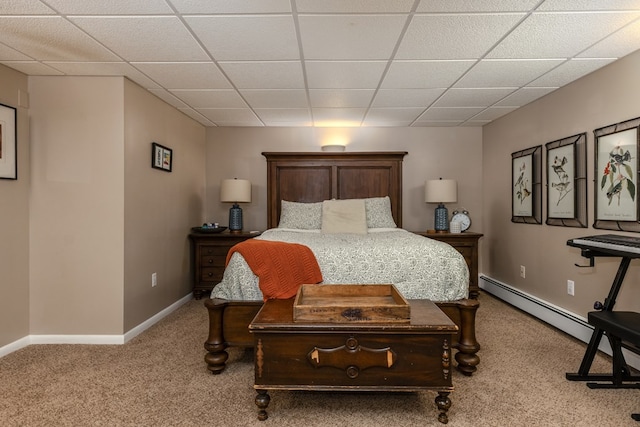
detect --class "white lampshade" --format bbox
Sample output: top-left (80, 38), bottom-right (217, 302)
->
top-left (425, 179), bottom-right (457, 204)
top-left (220, 178), bottom-right (251, 203)
top-left (321, 144), bottom-right (346, 152)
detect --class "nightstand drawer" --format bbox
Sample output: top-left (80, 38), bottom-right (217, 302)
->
top-left (200, 245), bottom-right (230, 256)
top-left (200, 266), bottom-right (225, 283)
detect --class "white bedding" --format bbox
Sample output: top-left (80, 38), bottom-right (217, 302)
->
top-left (210, 228), bottom-right (469, 302)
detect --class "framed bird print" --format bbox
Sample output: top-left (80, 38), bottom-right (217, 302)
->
top-left (512, 145), bottom-right (542, 224)
top-left (545, 133), bottom-right (587, 228)
top-left (594, 117), bottom-right (640, 231)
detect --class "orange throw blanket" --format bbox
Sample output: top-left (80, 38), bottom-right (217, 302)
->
top-left (226, 239), bottom-right (322, 301)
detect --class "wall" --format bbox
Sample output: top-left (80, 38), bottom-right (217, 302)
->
top-left (29, 77), bottom-right (125, 334)
top-left (205, 126), bottom-right (483, 235)
top-left (123, 80), bottom-right (206, 331)
top-left (483, 49), bottom-right (640, 316)
top-left (0, 65), bottom-right (29, 348)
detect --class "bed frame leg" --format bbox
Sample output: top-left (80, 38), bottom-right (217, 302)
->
top-left (454, 298), bottom-right (480, 376)
top-left (204, 298), bottom-right (229, 374)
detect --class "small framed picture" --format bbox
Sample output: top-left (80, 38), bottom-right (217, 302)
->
top-left (151, 142), bottom-right (172, 172)
top-left (594, 117), bottom-right (640, 231)
top-left (0, 102), bottom-right (17, 180)
top-left (545, 133), bottom-right (587, 228)
top-left (512, 145), bottom-right (542, 224)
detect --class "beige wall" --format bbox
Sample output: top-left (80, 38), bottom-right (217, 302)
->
top-left (483, 49), bottom-right (640, 316)
top-left (29, 77), bottom-right (126, 334)
top-left (205, 126), bottom-right (483, 234)
top-left (0, 65), bottom-right (29, 347)
top-left (123, 80), bottom-right (206, 331)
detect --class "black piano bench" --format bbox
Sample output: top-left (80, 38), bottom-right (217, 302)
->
top-left (587, 310), bottom-right (640, 422)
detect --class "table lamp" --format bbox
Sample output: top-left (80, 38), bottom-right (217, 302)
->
top-left (220, 178), bottom-right (251, 232)
top-left (425, 178), bottom-right (457, 232)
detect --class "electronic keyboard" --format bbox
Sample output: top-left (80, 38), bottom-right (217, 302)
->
top-left (568, 234), bottom-right (640, 257)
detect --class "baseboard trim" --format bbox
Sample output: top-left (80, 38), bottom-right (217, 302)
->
top-left (0, 293), bottom-right (193, 358)
top-left (480, 275), bottom-right (640, 370)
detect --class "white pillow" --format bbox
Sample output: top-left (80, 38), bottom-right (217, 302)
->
top-left (321, 199), bottom-right (367, 234)
top-left (278, 200), bottom-right (322, 229)
top-left (364, 196), bottom-right (397, 228)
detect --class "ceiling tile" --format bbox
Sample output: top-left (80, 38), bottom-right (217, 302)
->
top-left (197, 108), bottom-right (263, 125)
top-left (454, 59), bottom-right (564, 88)
top-left (44, 0), bottom-right (173, 14)
top-left (537, 0), bottom-right (640, 11)
top-left (486, 11), bottom-right (640, 59)
top-left (305, 61), bottom-right (387, 89)
top-left (382, 60), bottom-right (475, 88)
top-left (372, 88), bottom-right (445, 107)
top-left (495, 87), bottom-right (557, 107)
top-left (70, 16), bottom-right (209, 61)
top-left (240, 89), bottom-right (309, 108)
top-left (434, 88), bottom-right (517, 108)
top-left (396, 14), bottom-right (525, 60)
top-left (170, 89), bottom-right (247, 108)
top-left (0, 61), bottom-right (64, 75)
top-left (0, 0), bottom-right (54, 14)
top-left (528, 58), bottom-right (616, 87)
top-left (366, 108), bottom-right (426, 122)
top-left (185, 16), bottom-right (299, 61)
top-left (148, 89), bottom-right (189, 108)
top-left (295, 0), bottom-right (415, 13)
top-left (178, 107), bottom-right (216, 126)
top-left (170, 0), bottom-right (291, 14)
top-left (219, 61), bottom-right (305, 89)
top-left (0, 43), bottom-right (33, 61)
top-left (579, 19), bottom-right (640, 58)
top-left (132, 62), bottom-right (231, 89)
top-left (418, 107), bottom-right (485, 121)
top-left (44, 62), bottom-right (161, 88)
top-left (469, 106), bottom-right (519, 121)
top-left (416, 0), bottom-right (539, 12)
top-left (298, 15), bottom-right (407, 60)
top-left (309, 89), bottom-right (375, 108)
top-left (254, 108), bottom-right (312, 124)
top-left (0, 17), bottom-right (120, 61)
top-left (312, 108), bottom-right (367, 125)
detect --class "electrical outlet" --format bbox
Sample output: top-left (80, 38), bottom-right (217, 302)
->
top-left (152, 272), bottom-right (157, 287)
top-left (567, 280), bottom-right (575, 296)
top-left (520, 265), bottom-right (526, 278)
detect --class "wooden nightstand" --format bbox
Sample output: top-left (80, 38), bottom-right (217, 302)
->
top-left (412, 231), bottom-right (483, 299)
top-left (188, 231), bottom-right (261, 299)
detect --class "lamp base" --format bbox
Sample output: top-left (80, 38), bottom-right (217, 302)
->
top-left (229, 204), bottom-right (243, 232)
top-left (434, 203), bottom-right (449, 232)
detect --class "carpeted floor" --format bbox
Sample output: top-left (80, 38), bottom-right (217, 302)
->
top-left (0, 292), bottom-right (638, 426)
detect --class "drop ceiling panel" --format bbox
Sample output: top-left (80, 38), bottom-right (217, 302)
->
top-left (486, 12), bottom-right (640, 59)
top-left (372, 88), bottom-right (445, 108)
top-left (305, 61), bottom-right (387, 89)
top-left (454, 59), bottom-right (565, 88)
top-left (0, 17), bottom-right (120, 61)
top-left (382, 61), bottom-right (475, 88)
top-left (298, 15), bottom-right (407, 60)
top-left (309, 89), bottom-right (376, 108)
top-left (219, 61), bottom-right (305, 89)
top-left (132, 62), bottom-right (231, 89)
top-left (396, 14), bottom-right (525, 60)
top-left (1, 1), bottom-right (640, 127)
top-left (185, 16), bottom-right (299, 61)
top-left (240, 89), bottom-right (309, 108)
top-left (70, 16), bottom-right (209, 61)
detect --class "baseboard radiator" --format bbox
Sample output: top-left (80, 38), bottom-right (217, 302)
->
top-left (480, 275), bottom-right (640, 371)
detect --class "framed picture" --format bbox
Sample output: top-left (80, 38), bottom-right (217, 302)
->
top-left (0, 102), bottom-right (17, 180)
top-left (151, 142), bottom-right (172, 172)
top-left (545, 133), bottom-right (587, 227)
top-left (594, 117), bottom-right (640, 231)
top-left (512, 145), bottom-right (542, 224)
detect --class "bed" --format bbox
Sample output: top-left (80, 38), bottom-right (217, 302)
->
top-left (204, 151), bottom-right (480, 376)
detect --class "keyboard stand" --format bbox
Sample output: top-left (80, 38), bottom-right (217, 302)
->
top-left (565, 254), bottom-right (640, 388)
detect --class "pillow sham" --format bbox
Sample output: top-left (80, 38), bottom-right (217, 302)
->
top-left (321, 199), bottom-right (367, 234)
top-left (278, 200), bottom-right (322, 229)
top-left (364, 196), bottom-right (397, 228)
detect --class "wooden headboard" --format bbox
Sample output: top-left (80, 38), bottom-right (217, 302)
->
top-left (262, 152), bottom-right (407, 229)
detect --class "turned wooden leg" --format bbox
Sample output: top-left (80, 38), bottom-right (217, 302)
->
top-left (454, 299), bottom-right (480, 376)
top-left (435, 391), bottom-right (451, 424)
top-left (204, 298), bottom-right (229, 374)
top-left (255, 389), bottom-right (270, 421)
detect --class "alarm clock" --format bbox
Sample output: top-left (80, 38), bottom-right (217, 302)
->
top-left (451, 209), bottom-right (471, 232)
